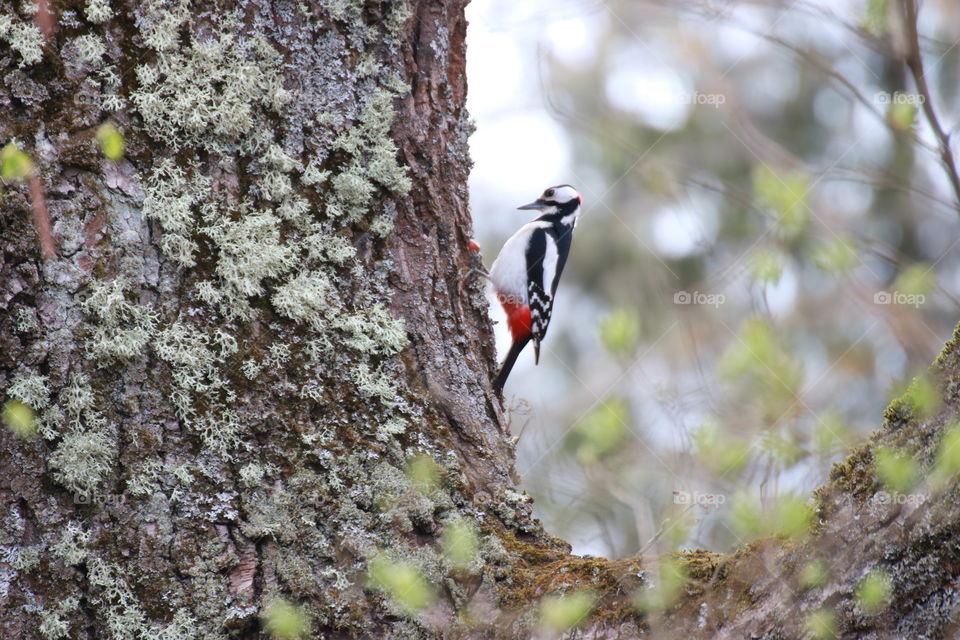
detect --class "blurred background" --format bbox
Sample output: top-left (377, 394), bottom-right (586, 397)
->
top-left (466, 0), bottom-right (960, 558)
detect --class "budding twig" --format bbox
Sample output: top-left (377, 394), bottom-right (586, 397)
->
top-left (900, 0), bottom-right (960, 213)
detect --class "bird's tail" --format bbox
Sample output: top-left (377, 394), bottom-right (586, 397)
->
top-left (493, 336), bottom-right (532, 394)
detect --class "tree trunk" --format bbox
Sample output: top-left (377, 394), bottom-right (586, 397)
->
top-left (2, 2), bottom-right (960, 639)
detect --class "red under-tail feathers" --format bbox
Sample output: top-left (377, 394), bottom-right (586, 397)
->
top-left (493, 300), bottom-right (533, 393)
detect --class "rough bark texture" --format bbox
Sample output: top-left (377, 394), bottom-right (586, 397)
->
top-left (0, 1), bottom-right (555, 638)
top-left (2, 2), bottom-right (960, 640)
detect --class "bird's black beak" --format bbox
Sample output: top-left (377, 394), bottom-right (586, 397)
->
top-left (517, 199), bottom-right (548, 210)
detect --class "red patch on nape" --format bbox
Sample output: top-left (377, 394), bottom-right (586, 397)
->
top-left (500, 300), bottom-right (532, 341)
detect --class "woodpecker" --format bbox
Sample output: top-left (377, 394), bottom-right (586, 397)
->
top-left (489, 185), bottom-right (582, 393)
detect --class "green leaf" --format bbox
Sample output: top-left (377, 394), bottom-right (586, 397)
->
top-left (1, 142), bottom-right (34, 182)
top-left (96, 122), bottom-right (125, 161)
top-left (718, 317), bottom-right (804, 418)
top-left (772, 493), bottom-right (813, 538)
top-left (749, 249), bottom-right (783, 284)
top-left (730, 492), bottom-right (811, 539)
top-left (692, 422), bottom-right (750, 476)
top-left (887, 101), bottom-right (918, 132)
top-left (893, 264), bottom-right (935, 297)
top-left (539, 590), bottom-right (596, 632)
top-left (799, 559), bottom-right (828, 589)
top-left (753, 165), bottom-right (811, 240)
top-left (442, 518), bottom-right (479, 570)
top-left (262, 599), bottom-right (309, 639)
top-left (759, 429), bottom-right (803, 466)
top-left (889, 374), bottom-right (940, 418)
top-left (367, 555), bottom-right (434, 614)
top-left (634, 559), bottom-right (687, 612)
top-left (3, 400), bottom-right (37, 439)
top-left (730, 493), bottom-right (762, 538)
top-left (804, 608), bottom-right (836, 640)
top-left (864, 0), bottom-right (889, 35)
top-left (855, 569), bottom-right (892, 614)
top-left (405, 454), bottom-right (442, 493)
top-left (874, 446), bottom-right (918, 493)
top-left (812, 410), bottom-right (852, 458)
top-left (812, 235), bottom-right (857, 272)
top-left (599, 308), bottom-right (641, 357)
top-left (566, 399), bottom-right (628, 465)
top-left (934, 423), bottom-right (960, 480)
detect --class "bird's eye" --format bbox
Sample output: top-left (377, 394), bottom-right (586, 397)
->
top-left (545, 189), bottom-right (555, 198)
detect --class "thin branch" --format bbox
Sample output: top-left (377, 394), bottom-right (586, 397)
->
top-left (901, 0), bottom-right (960, 213)
top-left (28, 175), bottom-right (56, 260)
top-left (33, 0), bottom-right (54, 39)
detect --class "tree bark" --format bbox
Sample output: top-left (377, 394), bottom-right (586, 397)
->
top-left (2, 2), bottom-right (960, 639)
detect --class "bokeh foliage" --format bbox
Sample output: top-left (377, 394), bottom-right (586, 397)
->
top-left (470, 0), bottom-right (960, 556)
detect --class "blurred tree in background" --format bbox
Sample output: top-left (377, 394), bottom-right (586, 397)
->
top-left (469, 0), bottom-right (960, 557)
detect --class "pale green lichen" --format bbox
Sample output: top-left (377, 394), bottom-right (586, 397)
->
top-left (126, 460), bottom-right (164, 497)
top-left (240, 358), bottom-right (262, 380)
top-left (7, 370), bottom-right (51, 410)
top-left (34, 596), bottom-right (78, 639)
top-left (61, 373), bottom-right (100, 427)
top-left (153, 321), bottom-right (235, 409)
top-left (337, 305), bottom-right (407, 355)
top-left (353, 362), bottom-right (402, 405)
top-left (13, 308), bottom-right (38, 333)
top-left (16, 369), bottom-right (107, 444)
top-left (376, 418), bottom-right (408, 442)
top-left (301, 163), bottom-right (329, 186)
top-left (326, 0), bottom-right (364, 22)
top-left (131, 22), bottom-right (289, 153)
top-left (141, 160), bottom-right (210, 268)
top-left (239, 462), bottom-right (275, 488)
top-left (48, 431), bottom-right (116, 496)
top-left (152, 321), bottom-right (245, 454)
top-left (50, 525), bottom-right (200, 639)
top-left (29, 1), bottom-right (457, 633)
top-left (51, 523), bottom-right (90, 566)
top-left (204, 207), bottom-right (296, 313)
top-left (81, 279), bottom-right (158, 362)
top-left (137, 0), bottom-right (191, 52)
top-left (271, 272), bottom-right (333, 330)
top-left (266, 343), bottom-right (291, 367)
top-left (11, 546), bottom-right (40, 571)
top-left (190, 411), bottom-right (243, 456)
top-left (72, 34), bottom-right (107, 66)
top-left (331, 88), bottom-right (412, 194)
top-left (0, 15), bottom-right (43, 67)
top-left (85, 0), bottom-right (114, 23)
top-left (276, 194), bottom-right (309, 221)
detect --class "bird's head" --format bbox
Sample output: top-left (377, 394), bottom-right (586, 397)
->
top-left (517, 185), bottom-right (582, 214)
